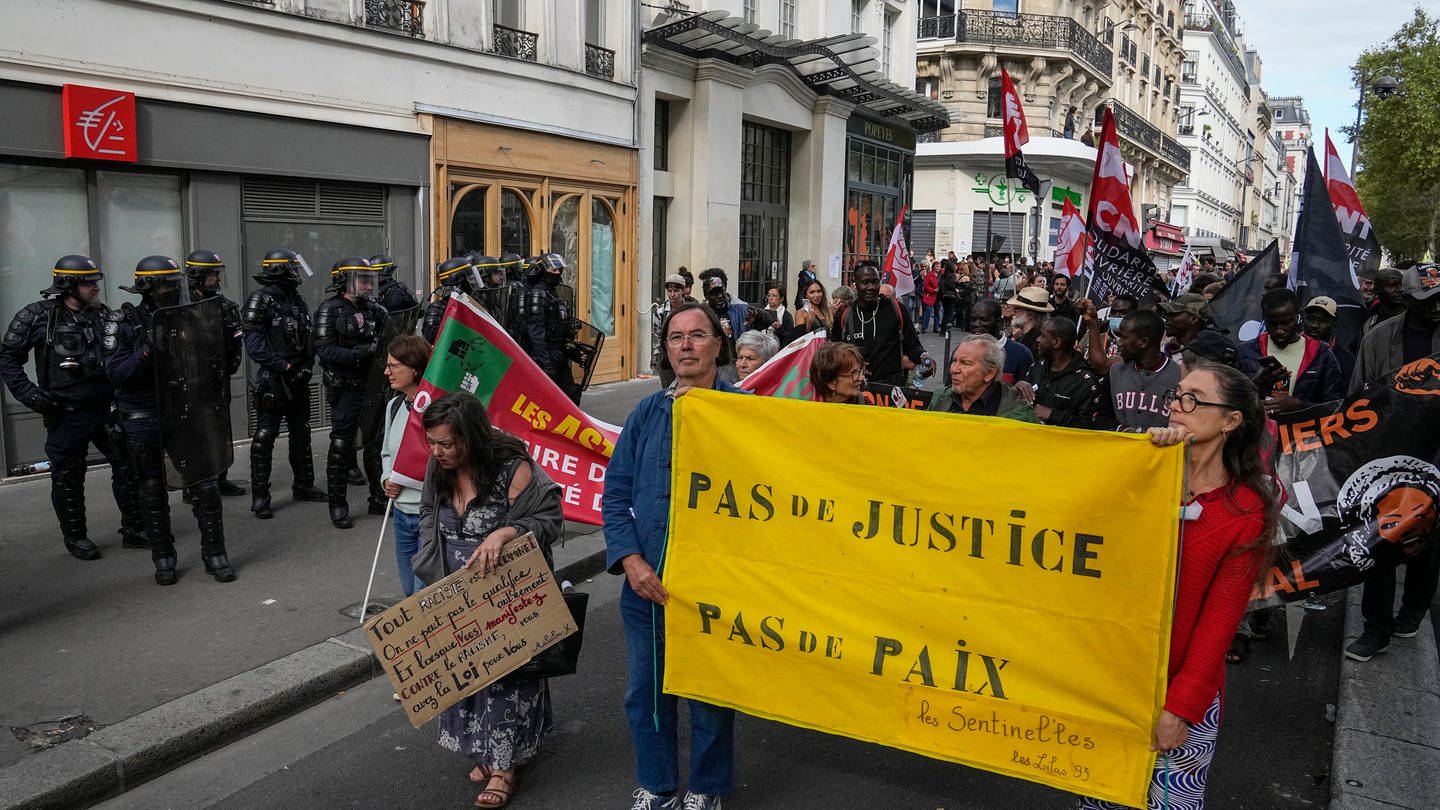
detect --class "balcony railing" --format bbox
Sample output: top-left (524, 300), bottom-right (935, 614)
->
top-left (1183, 13), bottom-right (1246, 86)
top-left (938, 10), bottom-right (1113, 76)
top-left (365, 0), bottom-right (424, 38)
top-left (493, 23), bottom-right (538, 61)
top-left (1095, 98), bottom-right (1191, 172)
top-left (585, 43), bottom-right (615, 79)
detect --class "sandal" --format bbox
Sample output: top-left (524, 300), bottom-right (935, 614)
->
top-left (469, 765), bottom-right (493, 784)
top-left (1226, 635), bottom-right (1250, 664)
top-left (475, 772), bottom-right (517, 809)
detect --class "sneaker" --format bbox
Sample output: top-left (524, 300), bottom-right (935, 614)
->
top-left (1394, 611), bottom-right (1428, 639)
top-left (682, 793), bottom-right (722, 810)
top-left (631, 788), bottom-right (679, 810)
top-left (1344, 633), bottom-right (1389, 662)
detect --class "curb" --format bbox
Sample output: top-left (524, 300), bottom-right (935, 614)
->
top-left (0, 542), bottom-right (611, 810)
top-left (1330, 573), bottom-right (1440, 809)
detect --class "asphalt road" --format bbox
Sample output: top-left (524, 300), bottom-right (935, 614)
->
top-left (94, 576), bottom-right (1344, 810)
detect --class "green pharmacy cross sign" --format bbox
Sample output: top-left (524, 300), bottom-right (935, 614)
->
top-left (972, 173), bottom-right (1031, 206)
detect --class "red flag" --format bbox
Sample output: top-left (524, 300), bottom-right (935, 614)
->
top-left (1053, 196), bottom-right (1085, 278)
top-left (735, 330), bottom-right (826, 399)
top-left (1323, 131), bottom-right (1382, 278)
top-left (882, 205), bottom-right (915, 298)
top-left (999, 68), bottom-right (1041, 195)
top-left (1082, 108), bottom-right (1162, 302)
top-left (392, 293), bottom-right (620, 525)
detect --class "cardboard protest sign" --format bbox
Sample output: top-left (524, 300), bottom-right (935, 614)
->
top-left (364, 533), bottom-right (576, 727)
top-left (663, 391), bottom-right (1184, 807)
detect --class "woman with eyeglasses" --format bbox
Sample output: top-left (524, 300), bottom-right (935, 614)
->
top-left (1077, 360), bottom-right (1279, 810)
top-left (379, 334), bottom-right (431, 596)
top-left (809, 341), bottom-right (867, 404)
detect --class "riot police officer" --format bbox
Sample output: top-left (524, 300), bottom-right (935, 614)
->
top-left (315, 258), bottom-right (388, 528)
top-left (519, 253), bottom-right (582, 403)
top-left (369, 254), bottom-right (420, 316)
top-left (241, 248), bottom-right (328, 519)
top-left (104, 256), bottom-right (235, 585)
top-left (184, 250), bottom-right (246, 497)
top-left (0, 255), bottom-right (144, 560)
top-left (421, 256), bottom-right (482, 343)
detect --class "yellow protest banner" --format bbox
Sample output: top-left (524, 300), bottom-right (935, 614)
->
top-left (663, 390), bottom-right (1183, 807)
top-left (364, 532), bottom-right (575, 727)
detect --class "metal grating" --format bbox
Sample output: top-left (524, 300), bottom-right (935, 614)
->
top-left (319, 183), bottom-right (386, 221)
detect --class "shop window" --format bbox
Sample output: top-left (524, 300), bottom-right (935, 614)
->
top-left (739, 123), bottom-right (791, 304)
top-left (591, 198), bottom-right (616, 335)
top-left (97, 172), bottom-right (183, 306)
top-left (0, 165), bottom-right (90, 334)
top-left (551, 194), bottom-right (581, 290)
top-left (451, 185), bottom-right (487, 255)
top-left (500, 188), bottom-right (533, 259)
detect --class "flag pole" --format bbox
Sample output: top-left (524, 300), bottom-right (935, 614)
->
top-left (359, 498), bottom-right (395, 627)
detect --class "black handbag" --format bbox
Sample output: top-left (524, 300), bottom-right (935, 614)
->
top-left (504, 590), bottom-right (590, 682)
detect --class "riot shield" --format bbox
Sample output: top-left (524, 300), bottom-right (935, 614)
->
top-left (154, 296), bottom-right (234, 489)
top-left (359, 304), bottom-right (420, 447)
top-left (472, 286), bottom-right (513, 331)
top-left (565, 317), bottom-right (606, 392)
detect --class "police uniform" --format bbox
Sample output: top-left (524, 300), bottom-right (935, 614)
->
top-left (315, 258), bottom-right (388, 528)
top-left (370, 254), bottom-right (420, 316)
top-left (103, 256), bottom-right (234, 585)
top-left (0, 255), bottom-right (144, 560)
top-left (184, 250), bottom-right (246, 497)
top-left (421, 256), bottom-right (478, 344)
top-left (241, 249), bottom-right (327, 519)
top-left (519, 253), bottom-right (582, 404)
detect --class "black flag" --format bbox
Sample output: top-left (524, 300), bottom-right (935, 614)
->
top-left (1292, 147), bottom-right (1365, 347)
top-left (1208, 240), bottom-right (1281, 341)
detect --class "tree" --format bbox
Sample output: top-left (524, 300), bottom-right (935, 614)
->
top-left (1350, 7), bottom-right (1440, 262)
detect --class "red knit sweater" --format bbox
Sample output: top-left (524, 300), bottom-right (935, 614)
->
top-left (1165, 483), bottom-right (1266, 724)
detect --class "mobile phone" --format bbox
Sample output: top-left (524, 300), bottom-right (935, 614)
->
top-left (1259, 356), bottom-right (1284, 372)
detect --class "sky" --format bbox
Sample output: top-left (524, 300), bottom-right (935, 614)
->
top-left (1233, 0), bottom-right (1439, 167)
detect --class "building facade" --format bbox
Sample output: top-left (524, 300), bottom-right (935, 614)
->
top-left (0, 0), bottom-right (639, 474)
top-left (1270, 95), bottom-right (1313, 258)
top-left (637, 2), bottom-right (947, 372)
top-left (1169, 0), bottom-right (1250, 257)
top-left (911, 0), bottom-right (1189, 267)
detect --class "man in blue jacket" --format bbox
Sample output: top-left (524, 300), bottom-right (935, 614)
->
top-left (603, 303), bottom-right (748, 810)
top-left (1237, 288), bottom-right (1345, 416)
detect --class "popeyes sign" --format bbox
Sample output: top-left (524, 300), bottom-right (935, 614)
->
top-left (62, 84), bottom-right (137, 162)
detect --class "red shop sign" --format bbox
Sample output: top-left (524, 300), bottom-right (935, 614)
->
top-left (62, 84), bottom-right (138, 162)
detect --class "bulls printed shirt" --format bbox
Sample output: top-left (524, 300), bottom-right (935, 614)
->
top-left (1107, 355), bottom-right (1181, 432)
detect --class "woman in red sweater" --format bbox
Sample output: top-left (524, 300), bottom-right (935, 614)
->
top-left (1079, 360), bottom-right (1278, 810)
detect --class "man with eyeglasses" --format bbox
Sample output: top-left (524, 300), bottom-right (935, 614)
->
top-left (604, 303), bottom-right (748, 810)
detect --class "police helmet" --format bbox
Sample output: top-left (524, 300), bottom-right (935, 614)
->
top-left (436, 256), bottom-right (480, 291)
top-left (122, 255), bottom-right (184, 305)
top-left (184, 249), bottom-right (225, 290)
top-left (370, 254), bottom-right (398, 280)
top-left (528, 252), bottom-right (566, 280)
top-left (498, 253), bottom-right (525, 282)
top-left (330, 257), bottom-right (377, 299)
top-left (257, 248), bottom-right (305, 285)
top-left (44, 254), bottom-right (103, 297)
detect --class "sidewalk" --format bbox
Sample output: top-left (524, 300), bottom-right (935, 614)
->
top-left (0, 431), bottom-right (609, 810)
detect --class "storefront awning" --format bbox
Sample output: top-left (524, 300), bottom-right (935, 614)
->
top-left (1144, 222), bottom-right (1186, 256)
top-left (644, 11), bottom-right (950, 134)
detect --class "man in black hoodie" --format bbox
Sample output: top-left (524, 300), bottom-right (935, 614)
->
top-left (1021, 316), bottom-right (1110, 429)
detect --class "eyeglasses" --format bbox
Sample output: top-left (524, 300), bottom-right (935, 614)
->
top-left (384, 362), bottom-right (407, 371)
top-left (666, 331), bottom-right (715, 346)
top-left (845, 368), bottom-right (867, 380)
top-left (1163, 389), bottom-right (1237, 413)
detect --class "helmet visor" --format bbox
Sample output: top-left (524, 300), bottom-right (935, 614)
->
top-left (295, 253), bottom-right (315, 278)
top-left (345, 269), bottom-right (379, 300)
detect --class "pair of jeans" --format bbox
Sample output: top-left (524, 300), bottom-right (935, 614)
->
top-left (620, 582), bottom-right (734, 796)
top-left (920, 302), bottom-right (941, 332)
top-left (392, 508), bottom-right (424, 596)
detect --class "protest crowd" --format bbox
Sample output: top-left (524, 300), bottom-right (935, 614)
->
top-left (3, 114), bottom-right (1433, 810)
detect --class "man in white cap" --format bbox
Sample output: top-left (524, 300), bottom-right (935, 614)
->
top-left (652, 274), bottom-right (688, 387)
top-left (1301, 295), bottom-right (1355, 381)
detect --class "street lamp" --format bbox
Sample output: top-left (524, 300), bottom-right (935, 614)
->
top-left (1352, 73), bottom-right (1400, 168)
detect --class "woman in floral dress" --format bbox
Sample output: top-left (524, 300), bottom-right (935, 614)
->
top-left (418, 393), bottom-right (563, 808)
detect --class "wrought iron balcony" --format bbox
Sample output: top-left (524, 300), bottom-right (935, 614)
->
top-left (1095, 98), bottom-right (1191, 172)
top-left (921, 10), bottom-right (1112, 76)
top-left (365, 0), bottom-right (424, 38)
top-left (1183, 13), bottom-right (1246, 86)
top-left (493, 23), bottom-right (538, 61)
top-left (585, 43), bottom-right (615, 79)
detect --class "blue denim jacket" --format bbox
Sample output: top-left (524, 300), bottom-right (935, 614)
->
top-left (603, 378), bottom-right (749, 575)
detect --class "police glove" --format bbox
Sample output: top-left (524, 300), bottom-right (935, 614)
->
top-left (356, 342), bottom-right (379, 360)
top-left (283, 365), bottom-right (314, 387)
top-left (27, 390), bottom-right (61, 417)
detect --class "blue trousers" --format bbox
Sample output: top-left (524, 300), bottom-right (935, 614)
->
top-left (620, 582), bottom-right (735, 796)
top-left (392, 508), bottom-right (423, 596)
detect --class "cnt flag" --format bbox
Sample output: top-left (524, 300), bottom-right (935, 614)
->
top-left (1053, 196), bottom-right (1086, 278)
top-left (1323, 131), bottom-right (1382, 279)
top-left (1082, 108), bottom-right (1164, 303)
top-left (882, 205), bottom-right (915, 298)
top-left (999, 68), bottom-right (1041, 196)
